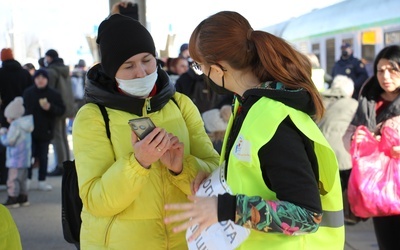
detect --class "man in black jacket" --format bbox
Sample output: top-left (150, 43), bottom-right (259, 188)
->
top-left (44, 49), bottom-right (73, 176)
top-left (175, 67), bottom-right (231, 114)
top-left (23, 69), bottom-right (65, 190)
top-left (331, 43), bottom-right (369, 99)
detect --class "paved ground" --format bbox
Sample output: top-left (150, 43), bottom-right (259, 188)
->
top-left (345, 219), bottom-right (378, 250)
top-left (1, 176), bottom-right (75, 250)
top-left (0, 135), bottom-right (379, 250)
top-left (0, 176), bottom-right (380, 250)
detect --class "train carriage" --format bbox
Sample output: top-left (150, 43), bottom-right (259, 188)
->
top-left (261, 0), bottom-right (400, 75)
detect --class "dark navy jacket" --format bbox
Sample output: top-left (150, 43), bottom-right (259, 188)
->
top-left (331, 55), bottom-right (368, 99)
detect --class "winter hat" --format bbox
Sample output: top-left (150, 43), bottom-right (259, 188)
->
top-left (341, 42), bottom-right (351, 49)
top-left (38, 57), bottom-right (45, 68)
top-left (4, 97), bottom-right (25, 120)
top-left (1, 48), bottom-right (14, 61)
top-left (45, 49), bottom-right (59, 59)
top-left (33, 69), bottom-right (49, 81)
top-left (96, 14), bottom-right (156, 78)
top-left (180, 43), bottom-right (188, 53)
top-left (78, 59), bottom-right (86, 68)
top-left (202, 109), bottom-right (228, 132)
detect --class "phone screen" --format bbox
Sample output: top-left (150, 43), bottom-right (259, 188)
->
top-left (128, 117), bottom-right (155, 140)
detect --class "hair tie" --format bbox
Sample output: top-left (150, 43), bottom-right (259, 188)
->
top-left (247, 29), bottom-right (253, 40)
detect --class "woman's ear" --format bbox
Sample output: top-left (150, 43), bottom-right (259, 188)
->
top-left (210, 64), bottom-right (225, 78)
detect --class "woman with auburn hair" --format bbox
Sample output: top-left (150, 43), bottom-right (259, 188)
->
top-left (165, 11), bottom-right (344, 249)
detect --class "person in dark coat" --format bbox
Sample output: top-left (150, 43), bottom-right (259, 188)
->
top-left (175, 67), bottom-right (233, 153)
top-left (0, 48), bottom-right (33, 187)
top-left (175, 67), bottom-right (231, 114)
top-left (22, 69), bottom-right (65, 191)
top-left (44, 49), bottom-right (73, 176)
top-left (331, 42), bottom-right (369, 100)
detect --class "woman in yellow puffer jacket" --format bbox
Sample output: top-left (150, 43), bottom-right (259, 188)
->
top-left (72, 4), bottom-right (220, 250)
top-left (0, 204), bottom-right (22, 250)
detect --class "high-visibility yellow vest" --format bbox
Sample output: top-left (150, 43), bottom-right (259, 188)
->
top-left (220, 97), bottom-right (345, 250)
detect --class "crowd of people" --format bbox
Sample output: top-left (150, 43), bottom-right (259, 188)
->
top-left (0, 1), bottom-right (399, 249)
top-left (0, 47), bottom-right (87, 196)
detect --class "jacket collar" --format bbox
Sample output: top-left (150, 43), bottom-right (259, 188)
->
top-left (85, 64), bottom-right (175, 116)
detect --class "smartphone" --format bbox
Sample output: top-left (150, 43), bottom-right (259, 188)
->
top-left (119, 2), bottom-right (139, 20)
top-left (128, 117), bottom-right (155, 140)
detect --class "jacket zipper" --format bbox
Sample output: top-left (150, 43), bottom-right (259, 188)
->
top-left (146, 98), bottom-right (151, 112)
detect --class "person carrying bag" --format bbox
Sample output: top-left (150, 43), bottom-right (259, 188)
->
top-left (348, 124), bottom-right (400, 218)
top-left (343, 45), bottom-right (400, 250)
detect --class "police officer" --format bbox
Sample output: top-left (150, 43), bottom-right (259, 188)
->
top-left (331, 42), bottom-right (369, 99)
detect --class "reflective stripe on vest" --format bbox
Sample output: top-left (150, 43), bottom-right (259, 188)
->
top-left (321, 210), bottom-right (344, 228)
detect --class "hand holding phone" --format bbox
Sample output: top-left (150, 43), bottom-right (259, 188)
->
top-left (129, 118), bottom-right (183, 173)
top-left (129, 117), bottom-right (163, 168)
top-left (128, 117), bottom-right (155, 140)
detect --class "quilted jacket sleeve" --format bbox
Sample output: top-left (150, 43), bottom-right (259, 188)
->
top-left (167, 93), bottom-right (220, 195)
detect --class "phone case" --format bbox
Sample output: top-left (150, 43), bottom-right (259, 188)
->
top-left (128, 117), bottom-right (155, 140)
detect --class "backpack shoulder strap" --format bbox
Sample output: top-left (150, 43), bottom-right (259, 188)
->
top-left (97, 104), bottom-right (110, 140)
top-left (171, 97), bottom-right (180, 110)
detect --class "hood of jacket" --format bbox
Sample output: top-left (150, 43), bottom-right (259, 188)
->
top-left (321, 87), bottom-right (348, 99)
top-left (85, 63), bottom-right (175, 115)
top-left (47, 58), bottom-right (70, 79)
top-left (14, 115), bottom-right (34, 133)
top-left (242, 81), bottom-right (316, 116)
top-left (0, 60), bottom-right (23, 71)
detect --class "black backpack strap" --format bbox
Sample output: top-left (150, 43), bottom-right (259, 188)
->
top-left (61, 104), bottom-right (112, 245)
top-left (171, 97), bottom-right (180, 110)
top-left (96, 104), bottom-right (110, 140)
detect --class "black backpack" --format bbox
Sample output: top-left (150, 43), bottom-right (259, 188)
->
top-left (61, 104), bottom-right (110, 246)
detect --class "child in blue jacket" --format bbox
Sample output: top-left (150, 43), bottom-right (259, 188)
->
top-left (0, 97), bottom-right (34, 208)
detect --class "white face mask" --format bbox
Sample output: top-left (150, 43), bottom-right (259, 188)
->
top-left (115, 69), bottom-right (158, 98)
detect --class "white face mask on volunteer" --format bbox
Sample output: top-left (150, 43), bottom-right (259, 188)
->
top-left (115, 69), bottom-right (158, 98)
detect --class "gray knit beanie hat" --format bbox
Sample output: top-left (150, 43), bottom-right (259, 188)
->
top-left (4, 97), bottom-right (25, 119)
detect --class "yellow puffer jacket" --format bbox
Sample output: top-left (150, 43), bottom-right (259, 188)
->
top-left (0, 204), bottom-right (22, 250)
top-left (73, 92), bottom-right (219, 249)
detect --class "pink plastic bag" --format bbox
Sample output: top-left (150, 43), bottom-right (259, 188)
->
top-left (348, 125), bottom-right (400, 218)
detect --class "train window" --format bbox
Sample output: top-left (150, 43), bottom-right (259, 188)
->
top-left (311, 43), bottom-right (321, 64)
top-left (361, 44), bottom-right (375, 77)
top-left (385, 30), bottom-right (400, 45)
top-left (361, 45), bottom-right (375, 62)
top-left (361, 31), bottom-right (376, 65)
top-left (326, 38), bottom-right (335, 75)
